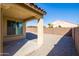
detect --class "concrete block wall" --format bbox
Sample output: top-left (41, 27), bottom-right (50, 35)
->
top-left (72, 28), bottom-right (79, 55)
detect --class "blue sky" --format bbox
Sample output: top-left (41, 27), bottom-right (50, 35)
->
top-left (27, 3), bottom-right (79, 26)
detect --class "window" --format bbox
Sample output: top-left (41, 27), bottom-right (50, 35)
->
top-left (16, 22), bottom-right (23, 35)
top-left (7, 20), bottom-right (23, 35)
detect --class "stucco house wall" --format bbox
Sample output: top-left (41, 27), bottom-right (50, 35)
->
top-left (3, 16), bottom-right (26, 42)
top-left (0, 5), bottom-right (2, 55)
top-left (0, 3), bottom-right (46, 56)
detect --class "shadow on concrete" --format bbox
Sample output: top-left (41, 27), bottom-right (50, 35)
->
top-left (26, 32), bottom-right (37, 40)
top-left (3, 32), bottom-right (37, 56)
top-left (47, 29), bottom-right (78, 56)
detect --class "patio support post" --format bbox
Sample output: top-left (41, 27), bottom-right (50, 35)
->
top-left (0, 4), bottom-right (3, 56)
top-left (37, 18), bottom-right (44, 47)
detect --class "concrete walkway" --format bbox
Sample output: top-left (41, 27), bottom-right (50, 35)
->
top-left (47, 36), bottom-right (77, 56)
top-left (26, 34), bottom-right (77, 56)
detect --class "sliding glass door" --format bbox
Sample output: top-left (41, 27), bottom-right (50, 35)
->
top-left (7, 20), bottom-right (23, 35)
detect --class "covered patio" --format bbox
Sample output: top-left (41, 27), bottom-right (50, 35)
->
top-left (0, 3), bottom-right (46, 56)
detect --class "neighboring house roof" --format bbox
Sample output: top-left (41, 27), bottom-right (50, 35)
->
top-left (51, 20), bottom-right (78, 28)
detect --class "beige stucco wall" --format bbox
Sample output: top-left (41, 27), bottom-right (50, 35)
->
top-left (37, 19), bottom-right (43, 47)
top-left (72, 28), bottom-right (79, 55)
top-left (0, 4), bottom-right (2, 55)
top-left (0, 4), bottom-right (3, 55)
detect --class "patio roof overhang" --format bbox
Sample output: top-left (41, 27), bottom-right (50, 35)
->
top-left (1, 3), bottom-right (46, 22)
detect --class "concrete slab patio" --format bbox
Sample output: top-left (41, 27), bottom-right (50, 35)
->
top-left (3, 32), bottom-right (38, 56)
